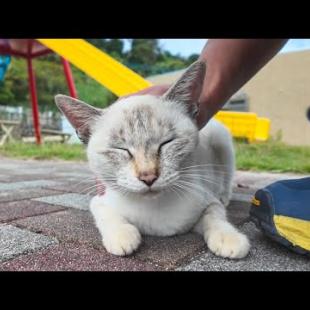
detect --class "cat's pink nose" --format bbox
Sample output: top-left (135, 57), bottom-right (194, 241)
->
top-left (138, 172), bottom-right (158, 187)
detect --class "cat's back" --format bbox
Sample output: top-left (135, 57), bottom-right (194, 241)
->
top-left (199, 118), bottom-right (232, 148)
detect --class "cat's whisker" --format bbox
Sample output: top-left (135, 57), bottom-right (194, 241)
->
top-left (170, 183), bottom-right (188, 202)
top-left (85, 190), bottom-right (97, 196)
top-left (171, 183), bottom-right (193, 205)
top-left (80, 184), bottom-right (101, 195)
top-left (173, 185), bottom-right (204, 207)
top-left (179, 174), bottom-right (223, 186)
top-left (180, 163), bottom-right (228, 170)
top-left (79, 177), bottom-right (116, 195)
top-left (180, 170), bottom-right (231, 176)
top-left (176, 179), bottom-right (213, 197)
top-left (108, 183), bottom-right (130, 197)
top-left (180, 167), bottom-right (231, 172)
top-left (175, 180), bottom-right (205, 195)
top-left (183, 178), bottom-right (222, 188)
top-left (69, 177), bottom-right (97, 188)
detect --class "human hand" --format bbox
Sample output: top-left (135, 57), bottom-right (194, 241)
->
top-left (119, 84), bottom-right (209, 128)
top-left (121, 84), bottom-right (171, 99)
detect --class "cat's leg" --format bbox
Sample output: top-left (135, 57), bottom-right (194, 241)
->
top-left (211, 125), bottom-right (235, 207)
top-left (90, 196), bottom-right (141, 256)
top-left (200, 120), bottom-right (235, 207)
top-left (194, 202), bottom-right (250, 259)
top-left (217, 140), bottom-right (235, 207)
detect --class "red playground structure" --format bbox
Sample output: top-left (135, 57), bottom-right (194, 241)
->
top-left (0, 39), bottom-right (78, 144)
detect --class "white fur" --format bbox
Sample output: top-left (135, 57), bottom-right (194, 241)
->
top-left (87, 95), bottom-right (250, 259)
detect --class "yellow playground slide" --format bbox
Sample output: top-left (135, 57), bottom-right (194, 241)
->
top-left (37, 39), bottom-right (152, 97)
top-left (37, 39), bottom-right (270, 142)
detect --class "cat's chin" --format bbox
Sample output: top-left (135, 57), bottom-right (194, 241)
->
top-left (140, 189), bottom-right (162, 199)
top-left (127, 188), bottom-right (163, 199)
top-left (112, 185), bottom-right (163, 199)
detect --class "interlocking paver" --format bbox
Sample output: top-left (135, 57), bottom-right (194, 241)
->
top-left (0, 224), bottom-right (58, 262)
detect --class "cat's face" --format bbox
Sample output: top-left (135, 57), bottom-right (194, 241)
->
top-left (55, 61), bottom-right (206, 197)
top-left (87, 95), bottom-right (199, 196)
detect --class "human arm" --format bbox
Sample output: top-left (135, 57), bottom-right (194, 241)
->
top-left (124, 39), bottom-right (288, 128)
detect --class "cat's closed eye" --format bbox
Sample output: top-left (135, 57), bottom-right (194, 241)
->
top-left (113, 147), bottom-right (133, 158)
top-left (158, 139), bottom-right (174, 154)
top-left (99, 148), bottom-right (133, 159)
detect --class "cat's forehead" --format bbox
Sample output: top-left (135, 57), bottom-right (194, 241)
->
top-left (110, 95), bottom-right (175, 145)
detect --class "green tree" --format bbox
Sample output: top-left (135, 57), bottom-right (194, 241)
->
top-left (86, 39), bottom-right (107, 50)
top-left (0, 57), bottom-right (116, 111)
top-left (86, 39), bottom-right (125, 61)
top-left (125, 39), bottom-right (162, 76)
top-left (185, 53), bottom-right (199, 65)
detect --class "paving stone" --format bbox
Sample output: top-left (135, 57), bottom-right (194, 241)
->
top-left (177, 222), bottom-right (310, 271)
top-left (13, 209), bottom-right (102, 247)
top-left (0, 224), bottom-right (58, 263)
top-left (0, 180), bottom-right (61, 191)
top-left (33, 193), bottom-right (92, 210)
top-left (42, 180), bottom-right (97, 195)
top-left (13, 208), bottom-right (206, 270)
top-left (134, 233), bottom-right (206, 270)
top-left (0, 188), bottom-right (62, 203)
top-left (0, 158), bottom-right (90, 177)
top-left (226, 200), bottom-right (251, 226)
top-left (0, 200), bottom-right (67, 223)
top-left (233, 186), bottom-right (257, 196)
top-left (2, 157), bottom-right (308, 272)
top-left (233, 171), bottom-right (304, 191)
top-left (0, 242), bottom-right (161, 271)
top-left (12, 194), bottom-right (252, 271)
top-left (0, 174), bottom-right (62, 183)
top-left (231, 192), bottom-right (253, 203)
top-left (53, 172), bottom-right (93, 179)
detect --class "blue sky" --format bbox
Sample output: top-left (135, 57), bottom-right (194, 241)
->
top-left (124, 39), bottom-right (310, 57)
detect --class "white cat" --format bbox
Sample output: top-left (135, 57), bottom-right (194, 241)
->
top-left (55, 61), bottom-right (250, 259)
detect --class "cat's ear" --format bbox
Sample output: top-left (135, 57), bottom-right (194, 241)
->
top-left (163, 60), bottom-right (206, 118)
top-left (55, 94), bottom-right (104, 144)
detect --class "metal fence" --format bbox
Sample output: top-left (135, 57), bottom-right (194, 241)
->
top-left (0, 105), bottom-right (62, 137)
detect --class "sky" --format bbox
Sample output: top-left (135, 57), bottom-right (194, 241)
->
top-left (124, 39), bottom-right (310, 57)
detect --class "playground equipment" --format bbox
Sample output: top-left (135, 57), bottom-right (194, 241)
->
top-left (37, 39), bottom-right (152, 97)
top-left (0, 55), bottom-right (11, 82)
top-left (0, 39), bottom-right (271, 144)
top-left (0, 39), bottom-right (78, 144)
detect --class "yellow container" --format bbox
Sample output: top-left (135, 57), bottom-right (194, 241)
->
top-left (214, 111), bottom-right (270, 142)
top-left (255, 117), bottom-right (271, 141)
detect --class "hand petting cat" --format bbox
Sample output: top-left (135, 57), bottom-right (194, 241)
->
top-left (123, 39), bottom-right (288, 130)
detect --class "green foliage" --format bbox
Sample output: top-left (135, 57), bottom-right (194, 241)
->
top-left (235, 139), bottom-right (310, 173)
top-left (0, 57), bottom-right (116, 111)
top-left (87, 39), bottom-right (197, 77)
top-left (72, 67), bottom-right (117, 109)
top-left (127, 39), bottom-right (160, 65)
top-left (1, 58), bottom-right (28, 106)
top-left (0, 142), bottom-right (86, 161)
top-left (86, 39), bottom-right (125, 61)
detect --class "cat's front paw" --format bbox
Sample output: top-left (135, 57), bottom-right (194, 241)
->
top-left (103, 224), bottom-right (142, 256)
top-left (206, 226), bottom-right (250, 259)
